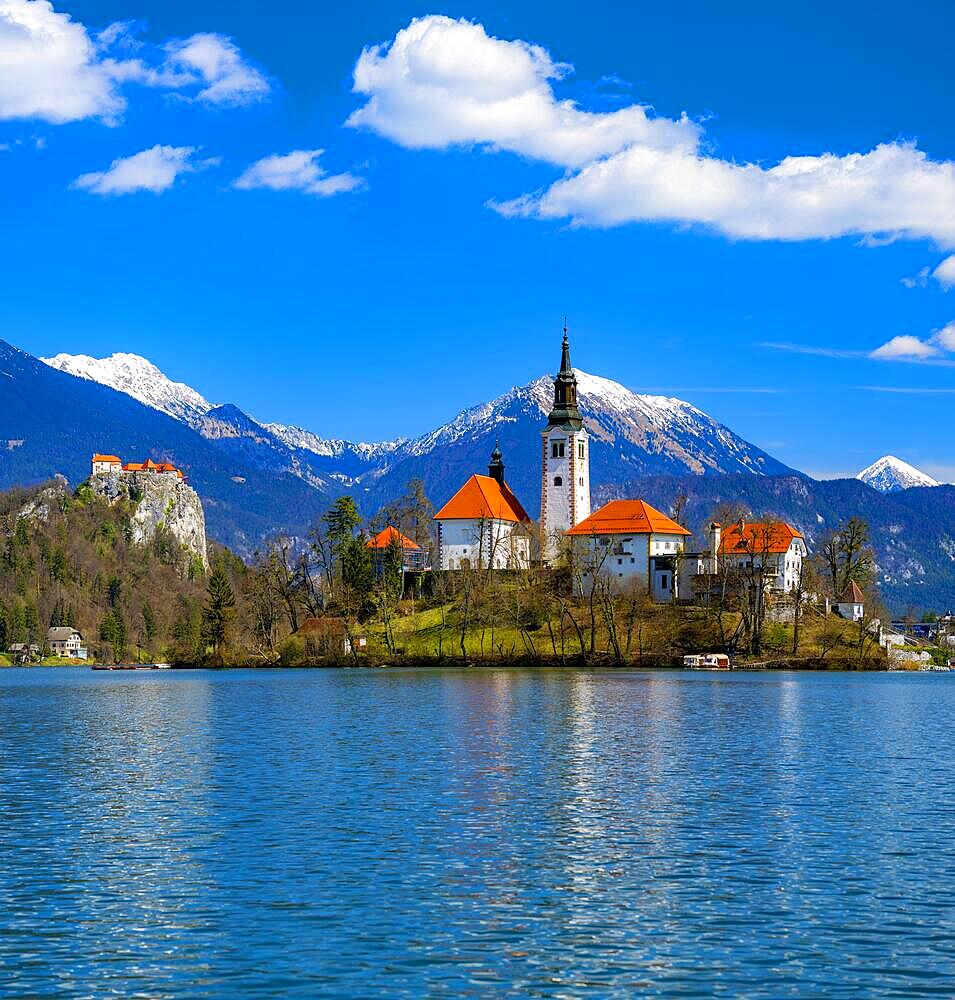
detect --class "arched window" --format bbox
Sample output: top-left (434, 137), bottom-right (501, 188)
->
top-left (554, 476), bottom-right (563, 486)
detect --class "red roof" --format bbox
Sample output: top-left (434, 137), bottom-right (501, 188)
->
top-left (840, 580), bottom-right (865, 603)
top-left (123, 462), bottom-right (145, 472)
top-left (366, 525), bottom-right (421, 550)
top-left (720, 522), bottom-right (803, 555)
top-left (567, 499), bottom-right (691, 537)
top-left (434, 475), bottom-right (530, 524)
top-left (92, 454), bottom-right (121, 463)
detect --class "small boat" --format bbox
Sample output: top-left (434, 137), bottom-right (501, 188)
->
top-left (685, 653), bottom-right (732, 670)
top-left (151, 662), bottom-right (172, 670)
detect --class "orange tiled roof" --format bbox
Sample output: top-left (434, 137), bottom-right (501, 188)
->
top-left (366, 525), bottom-right (421, 550)
top-left (434, 475), bottom-right (530, 524)
top-left (92, 454), bottom-right (121, 463)
top-left (567, 499), bottom-right (691, 537)
top-left (720, 522), bottom-right (803, 555)
top-left (123, 463), bottom-right (145, 472)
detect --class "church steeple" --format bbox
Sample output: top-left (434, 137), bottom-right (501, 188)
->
top-left (547, 323), bottom-right (583, 430)
top-left (488, 440), bottom-right (505, 484)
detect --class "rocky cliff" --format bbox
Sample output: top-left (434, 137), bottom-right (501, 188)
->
top-left (88, 471), bottom-right (209, 570)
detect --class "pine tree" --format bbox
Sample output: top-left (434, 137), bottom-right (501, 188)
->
top-left (142, 602), bottom-right (158, 644)
top-left (99, 610), bottom-right (127, 663)
top-left (202, 564), bottom-right (237, 663)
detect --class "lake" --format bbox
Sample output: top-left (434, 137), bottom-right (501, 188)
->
top-left (2, 667), bottom-right (955, 997)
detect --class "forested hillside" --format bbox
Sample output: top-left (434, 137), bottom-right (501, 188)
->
top-left (0, 480), bottom-right (226, 662)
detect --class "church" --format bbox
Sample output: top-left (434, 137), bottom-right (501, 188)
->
top-left (434, 330), bottom-right (591, 571)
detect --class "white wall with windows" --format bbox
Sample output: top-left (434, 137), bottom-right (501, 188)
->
top-left (437, 519), bottom-right (530, 571)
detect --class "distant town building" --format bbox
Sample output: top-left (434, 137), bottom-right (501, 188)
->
top-left (435, 444), bottom-right (531, 570)
top-left (295, 617), bottom-right (365, 657)
top-left (90, 454), bottom-right (184, 479)
top-left (835, 581), bottom-right (866, 621)
top-left (683, 518), bottom-right (806, 595)
top-left (366, 525), bottom-right (430, 575)
top-left (46, 626), bottom-right (87, 659)
top-left (91, 454), bottom-right (122, 475)
top-left (567, 499), bottom-right (691, 600)
top-left (540, 330), bottom-right (591, 563)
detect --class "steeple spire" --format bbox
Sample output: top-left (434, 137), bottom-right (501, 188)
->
top-left (488, 440), bottom-right (505, 483)
top-left (547, 322), bottom-right (582, 430)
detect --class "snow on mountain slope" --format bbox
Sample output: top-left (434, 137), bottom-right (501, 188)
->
top-left (264, 423), bottom-right (405, 462)
top-left (38, 352), bottom-right (793, 506)
top-left (398, 369), bottom-right (786, 477)
top-left (857, 455), bottom-right (939, 493)
top-left (42, 353), bottom-right (213, 426)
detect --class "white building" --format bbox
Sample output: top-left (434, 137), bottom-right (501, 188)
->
top-left (566, 499), bottom-right (691, 601)
top-left (46, 626), bottom-right (87, 659)
top-left (540, 330), bottom-right (590, 564)
top-left (91, 453), bottom-right (122, 476)
top-left (435, 445), bottom-right (532, 571)
top-left (835, 581), bottom-right (866, 621)
top-left (684, 519), bottom-right (807, 595)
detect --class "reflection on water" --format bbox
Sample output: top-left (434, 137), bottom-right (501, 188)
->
top-left (3, 667), bottom-right (955, 997)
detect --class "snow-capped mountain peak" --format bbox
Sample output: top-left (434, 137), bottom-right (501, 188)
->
top-left (42, 352), bottom-right (213, 425)
top-left (857, 455), bottom-right (939, 492)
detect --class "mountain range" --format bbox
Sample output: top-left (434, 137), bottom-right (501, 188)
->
top-left (2, 340), bottom-right (952, 611)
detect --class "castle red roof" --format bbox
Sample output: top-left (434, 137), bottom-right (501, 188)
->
top-left (92, 454), bottom-right (121, 464)
top-left (567, 499), bottom-right (691, 537)
top-left (720, 522), bottom-right (803, 555)
top-left (366, 525), bottom-right (420, 550)
top-left (434, 475), bottom-right (530, 524)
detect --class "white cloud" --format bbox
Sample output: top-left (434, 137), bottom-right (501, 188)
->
top-left (163, 33), bottom-right (269, 107)
top-left (348, 15), bottom-right (698, 169)
top-left (870, 335), bottom-right (939, 360)
top-left (350, 15), bottom-right (955, 246)
top-left (0, 1), bottom-right (268, 124)
top-left (901, 266), bottom-right (930, 289)
top-left (72, 144), bottom-right (204, 195)
top-left (234, 149), bottom-right (363, 196)
top-left (935, 321), bottom-right (955, 351)
top-left (0, 0), bottom-right (126, 123)
top-left (934, 255), bottom-right (955, 290)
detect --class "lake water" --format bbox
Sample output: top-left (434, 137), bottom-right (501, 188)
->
top-left (2, 667), bottom-right (955, 997)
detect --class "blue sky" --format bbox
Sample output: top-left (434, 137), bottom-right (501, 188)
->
top-left (2, 0), bottom-right (955, 479)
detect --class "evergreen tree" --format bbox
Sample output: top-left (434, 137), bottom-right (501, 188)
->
top-left (142, 602), bottom-right (158, 644)
top-left (202, 564), bottom-right (237, 663)
top-left (107, 576), bottom-right (122, 608)
top-left (341, 535), bottom-right (374, 621)
top-left (323, 496), bottom-right (362, 576)
top-left (99, 610), bottom-right (127, 663)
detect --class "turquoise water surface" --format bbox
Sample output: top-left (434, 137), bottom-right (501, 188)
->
top-left (2, 667), bottom-right (955, 997)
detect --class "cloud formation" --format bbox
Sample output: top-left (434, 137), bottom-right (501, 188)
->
top-left (350, 15), bottom-right (955, 245)
top-left (870, 334), bottom-right (940, 360)
top-left (934, 255), bottom-right (955, 289)
top-left (234, 150), bottom-right (363, 196)
top-left (349, 15), bottom-right (697, 170)
top-left (163, 33), bottom-right (269, 107)
top-left (0, 0), bottom-right (126, 123)
top-left (0, 0), bottom-right (268, 124)
top-left (72, 144), bottom-right (205, 195)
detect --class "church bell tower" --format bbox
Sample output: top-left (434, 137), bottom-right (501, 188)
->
top-left (540, 327), bottom-right (590, 563)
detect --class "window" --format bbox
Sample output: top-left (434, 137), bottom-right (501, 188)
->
top-left (617, 558), bottom-right (622, 565)
top-left (554, 476), bottom-right (562, 486)
top-left (551, 440), bottom-right (565, 458)
top-left (630, 558), bottom-right (635, 564)
top-left (661, 574), bottom-right (669, 589)
top-left (579, 477), bottom-right (584, 486)
top-left (578, 441), bottom-right (585, 460)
